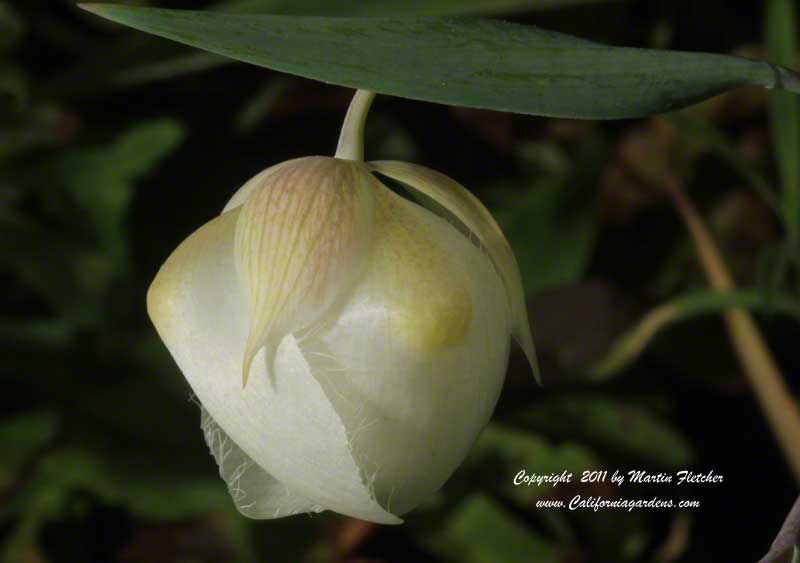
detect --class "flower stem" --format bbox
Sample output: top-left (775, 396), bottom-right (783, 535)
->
top-left (335, 89), bottom-right (376, 162)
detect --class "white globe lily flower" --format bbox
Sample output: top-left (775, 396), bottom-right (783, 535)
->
top-left (147, 90), bottom-right (538, 524)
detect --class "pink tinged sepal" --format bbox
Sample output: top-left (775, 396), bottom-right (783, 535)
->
top-left (233, 156), bottom-right (377, 386)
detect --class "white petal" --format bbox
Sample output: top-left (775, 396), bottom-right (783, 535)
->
top-left (200, 406), bottom-right (320, 518)
top-left (369, 160), bottom-right (539, 382)
top-left (300, 187), bottom-right (511, 515)
top-left (234, 157), bottom-right (376, 385)
top-left (147, 208), bottom-right (401, 524)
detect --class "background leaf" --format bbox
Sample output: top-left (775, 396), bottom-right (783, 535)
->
top-left (492, 136), bottom-right (603, 295)
top-left (426, 494), bottom-right (564, 563)
top-left (0, 2), bottom-right (24, 53)
top-left (516, 396), bottom-right (695, 468)
top-left (0, 119), bottom-right (182, 325)
top-left (469, 424), bottom-right (598, 505)
top-left (0, 411), bottom-right (56, 491)
top-left (765, 0), bottom-right (800, 240)
top-left (590, 289), bottom-right (800, 378)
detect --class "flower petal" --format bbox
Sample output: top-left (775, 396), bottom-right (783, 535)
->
top-left (200, 406), bottom-right (320, 518)
top-left (147, 208), bottom-right (401, 524)
top-left (234, 157), bottom-right (376, 386)
top-left (369, 160), bottom-right (540, 382)
top-left (300, 187), bottom-right (511, 515)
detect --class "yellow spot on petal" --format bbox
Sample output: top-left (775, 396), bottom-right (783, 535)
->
top-left (371, 189), bottom-right (473, 354)
top-left (393, 286), bottom-right (472, 353)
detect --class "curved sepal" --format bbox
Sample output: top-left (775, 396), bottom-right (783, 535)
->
top-left (369, 160), bottom-right (540, 383)
top-left (222, 159), bottom-right (294, 213)
top-left (234, 157), bottom-right (375, 386)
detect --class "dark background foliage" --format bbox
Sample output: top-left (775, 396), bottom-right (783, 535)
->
top-left (1, 0), bottom-right (798, 561)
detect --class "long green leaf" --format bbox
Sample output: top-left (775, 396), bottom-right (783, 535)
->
top-left (79, 5), bottom-right (800, 119)
top-left (107, 0), bottom-right (623, 89)
top-left (220, 0), bottom-right (617, 16)
top-left (766, 0), bottom-right (800, 240)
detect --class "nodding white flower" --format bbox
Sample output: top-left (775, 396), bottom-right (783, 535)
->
top-left (147, 90), bottom-right (538, 524)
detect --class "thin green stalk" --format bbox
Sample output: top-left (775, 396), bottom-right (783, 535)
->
top-left (590, 289), bottom-right (800, 379)
top-left (335, 90), bottom-right (375, 162)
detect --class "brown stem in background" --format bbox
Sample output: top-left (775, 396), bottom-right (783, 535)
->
top-left (661, 175), bottom-right (800, 483)
top-left (654, 512), bottom-right (692, 563)
top-left (334, 518), bottom-right (378, 562)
